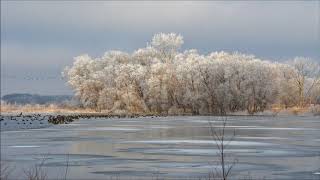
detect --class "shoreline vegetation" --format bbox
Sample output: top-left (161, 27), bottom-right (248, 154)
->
top-left (1, 101), bottom-right (319, 117)
top-left (0, 103), bottom-right (319, 130)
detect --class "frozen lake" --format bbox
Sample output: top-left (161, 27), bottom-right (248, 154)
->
top-left (1, 116), bottom-right (320, 179)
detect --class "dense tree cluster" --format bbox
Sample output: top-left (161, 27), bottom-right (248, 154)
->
top-left (63, 33), bottom-right (320, 115)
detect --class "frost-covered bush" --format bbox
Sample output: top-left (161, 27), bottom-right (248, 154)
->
top-left (310, 105), bottom-right (320, 116)
top-left (63, 33), bottom-right (320, 115)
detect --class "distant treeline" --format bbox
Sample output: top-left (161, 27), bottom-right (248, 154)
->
top-left (1, 93), bottom-right (73, 105)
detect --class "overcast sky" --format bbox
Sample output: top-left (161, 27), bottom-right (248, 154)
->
top-left (1, 1), bottom-right (319, 95)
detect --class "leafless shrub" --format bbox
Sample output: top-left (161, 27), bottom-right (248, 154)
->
top-left (208, 117), bottom-right (238, 180)
top-left (23, 153), bottom-right (70, 180)
top-left (23, 157), bottom-right (48, 180)
top-left (63, 153), bottom-right (69, 180)
top-left (0, 162), bottom-right (14, 180)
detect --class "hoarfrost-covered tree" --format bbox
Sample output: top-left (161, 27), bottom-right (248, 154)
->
top-left (151, 33), bottom-right (183, 63)
top-left (289, 57), bottom-right (320, 107)
top-left (63, 33), bottom-right (319, 115)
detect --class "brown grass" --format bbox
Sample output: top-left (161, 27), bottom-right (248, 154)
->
top-left (290, 107), bottom-right (309, 115)
top-left (0, 103), bottom-right (96, 114)
top-left (271, 104), bottom-right (314, 116)
top-left (2, 101), bottom-right (319, 116)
